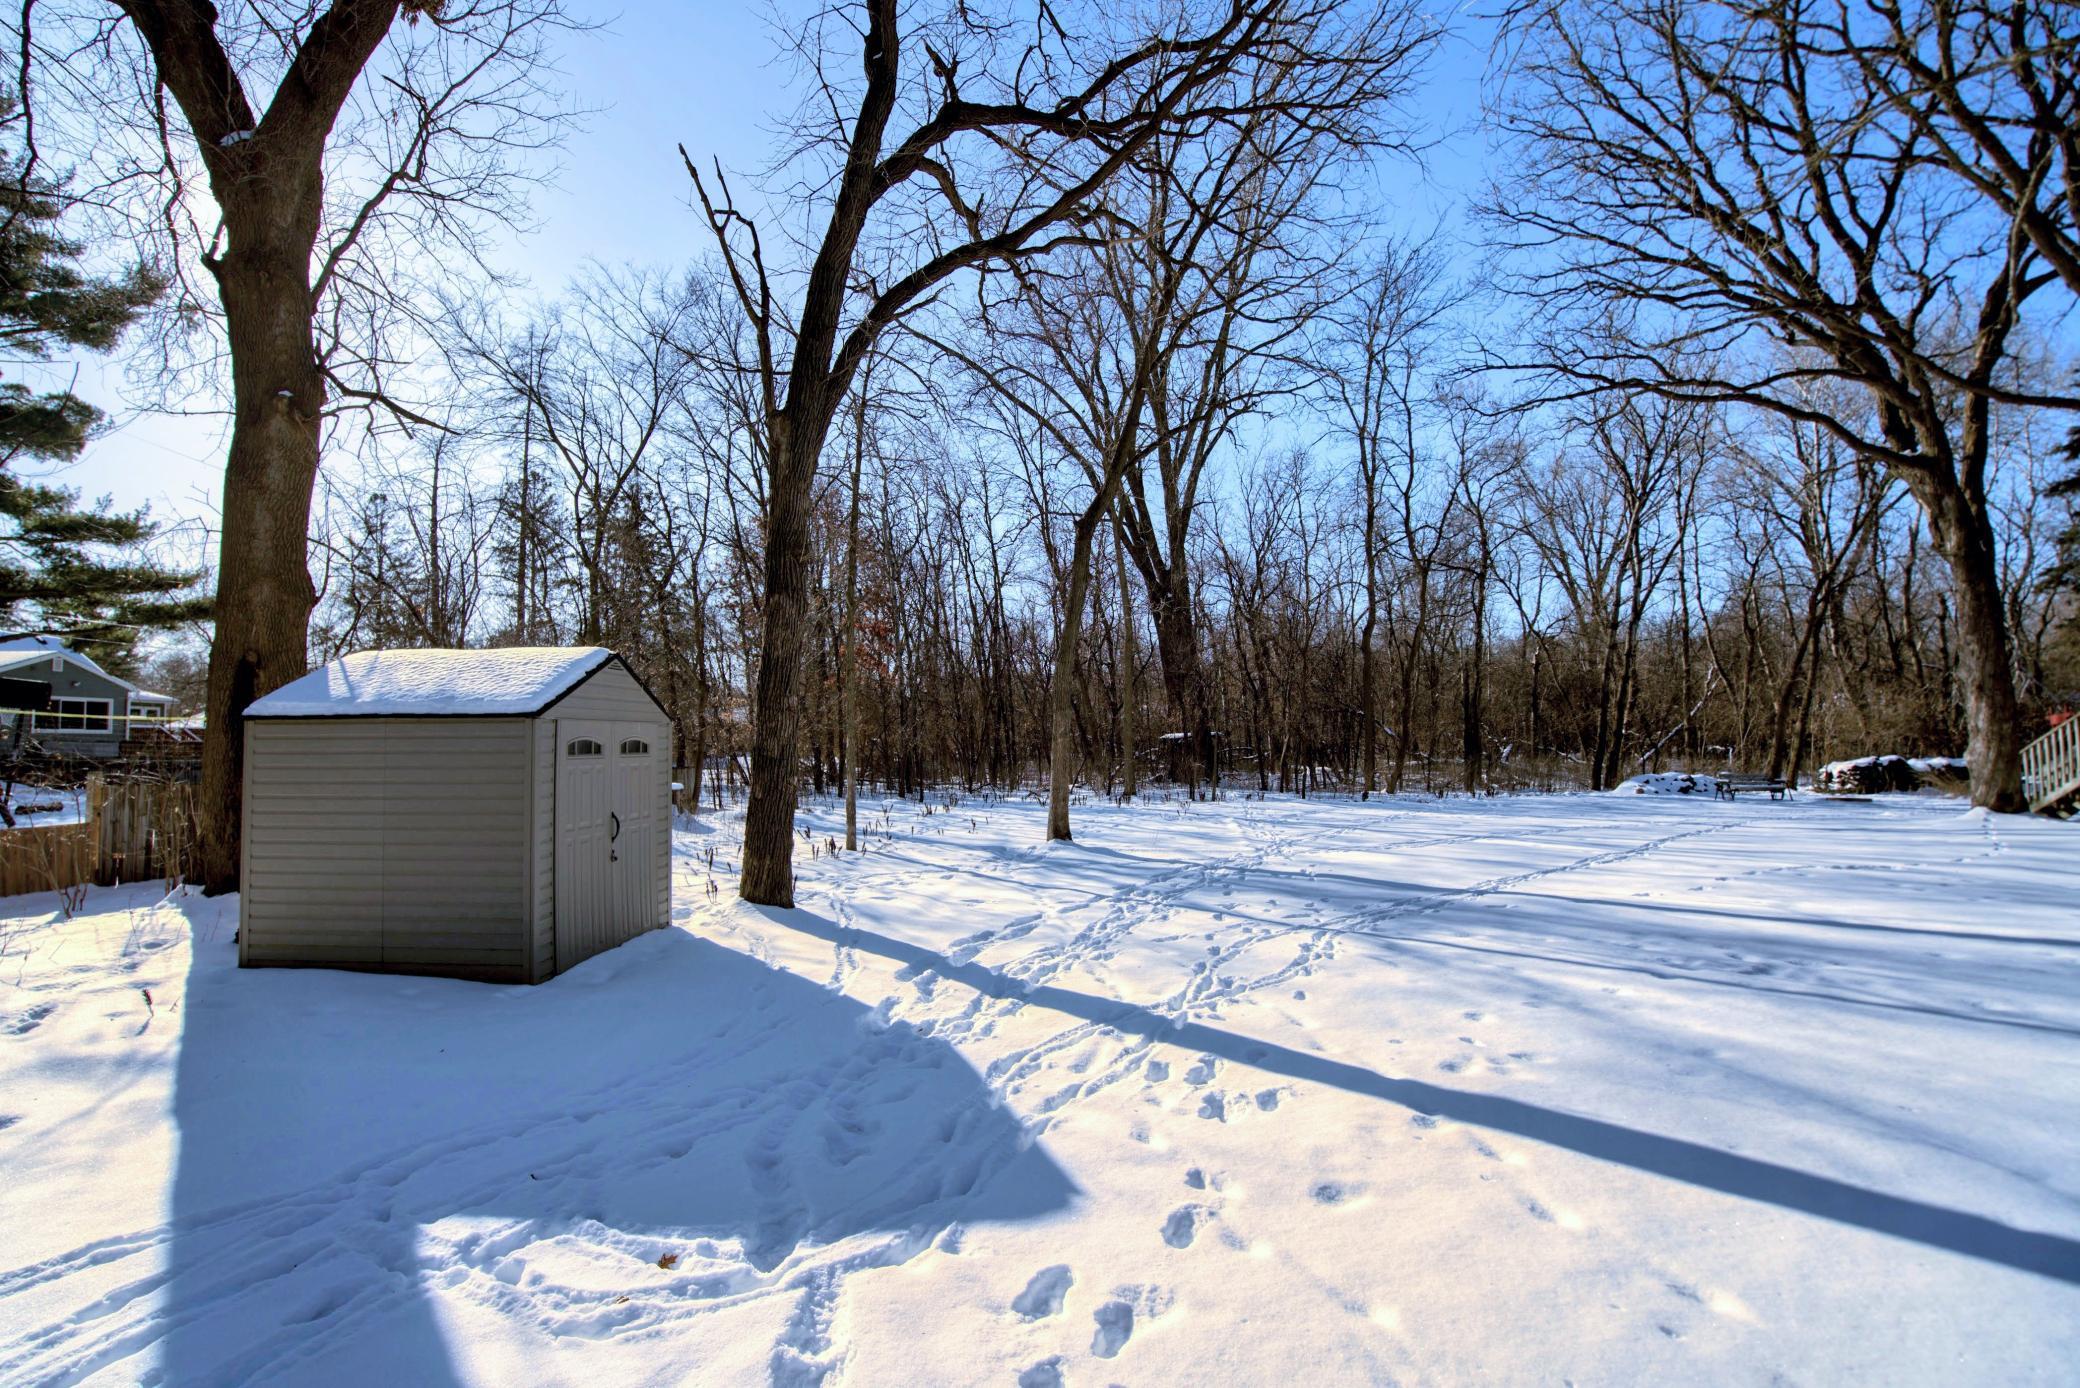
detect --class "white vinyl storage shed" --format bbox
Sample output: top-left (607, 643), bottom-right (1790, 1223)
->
top-left (239, 647), bottom-right (671, 983)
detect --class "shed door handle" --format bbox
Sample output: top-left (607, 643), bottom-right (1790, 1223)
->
top-left (610, 811), bottom-right (621, 842)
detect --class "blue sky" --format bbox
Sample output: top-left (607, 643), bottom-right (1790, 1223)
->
top-left (44, 1), bottom-right (1492, 530)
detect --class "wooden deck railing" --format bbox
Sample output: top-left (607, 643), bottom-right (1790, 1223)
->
top-left (2021, 717), bottom-right (2080, 813)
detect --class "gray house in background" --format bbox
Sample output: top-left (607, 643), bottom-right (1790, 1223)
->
top-left (0, 637), bottom-right (176, 757)
top-left (240, 647), bottom-right (672, 983)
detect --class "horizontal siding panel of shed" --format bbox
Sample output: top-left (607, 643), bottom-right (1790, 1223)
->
top-left (245, 931), bottom-right (385, 951)
top-left (382, 940), bottom-right (532, 961)
top-left (245, 915), bottom-right (388, 940)
top-left (245, 849), bottom-right (387, 869)
top-left (380, 903), bottom-right (526, 926)
top-left (244, 717), bottom-right (531, 976)
top-left (367, 828), bottom-right (525, 851)
top-left (246, 883), bottom-right (384, 903)
top-left (549, 664), bottom-right (665, 723)
top-left (381, 767), bottom-right (528, 790)
top-left (375, 852), bottom-right (525, 874)
top-left (244, 945), bottom-right (387, 965)
top-left (245, 781), bottom-right (388, 801)
top-left (244, 824), bottom-right (391, 849)
top-left (244, 836), bottom-right (386, 859)
top-left (532, 719), bottom-right (556, 980)
top-left (245, 821), bottom-right (389, 842)
top-left (375, 821), bottom-right (524, 846)
top-left (380, 721), bottom-right (527, 968)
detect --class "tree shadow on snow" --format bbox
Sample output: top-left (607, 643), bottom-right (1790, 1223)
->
top-left (163, 926), bottom-right (1074, 1385)
top-left (768, 907), bottom-right (2080, 1287)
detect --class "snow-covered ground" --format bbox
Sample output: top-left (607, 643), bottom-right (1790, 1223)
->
top-left (1, 791), bottom-right (2075, 1385)
top-left (3, 783), bottom-right (88, 827)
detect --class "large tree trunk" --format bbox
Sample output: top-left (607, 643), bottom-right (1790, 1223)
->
top-left (1150, 583), bottom-right (1207, 791)
top-left (842, 398), bottom-right (865, 851)
top-left (197, 240), bottom-right (324, 893)
top-left (1589, 616), bottom-right (1619, 791)
top-left (1112, 504), bottom-right (1139, 802)
top-left (741, 415), bottom-right (818, 905)
top-left (1764, 608), bottom-right (1823, 782)
top-left (1049, 451), bottom-right (1135, 839)
top-left (1359, 517), bottom-right (1379, 798)
top-left (1923, 482), bottom-right (2025, 811)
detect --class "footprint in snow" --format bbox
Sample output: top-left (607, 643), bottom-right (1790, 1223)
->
top-left (1183, 1056), bottom-right (1219, 1086)
top-left (1145, 1059), bottom-right (1170, 1083)
top-left (1091, 1300), bottom-right (1135, 1357)
top-left (1018, 1358), bottom-right (1067, 1388)
top-left (1011, 1264), bottom-right (1073, 1320)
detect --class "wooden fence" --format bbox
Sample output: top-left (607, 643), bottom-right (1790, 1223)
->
top-left (0, 778), bottom-right (198, 900)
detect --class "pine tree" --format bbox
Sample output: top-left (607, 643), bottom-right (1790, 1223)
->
top-left (1, 94), bottom-right (198, 672)
top-left (0, 476), bottom-right (207, 674)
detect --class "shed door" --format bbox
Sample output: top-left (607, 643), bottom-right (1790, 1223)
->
top-left (555, 719), bottom-right (664, 971)
top-left (611, 723), bottom-right (660, 935)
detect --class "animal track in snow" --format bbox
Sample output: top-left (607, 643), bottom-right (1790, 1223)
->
top-left (1162, 1205), bottom-right (1212, 1248)
top-left (4, 1003), bottom-right (54, 1036)
top-left (1183, 1056), bottom-right (1219, 1086)
top-left (1012, 1264), bottom-right (1074, 1319)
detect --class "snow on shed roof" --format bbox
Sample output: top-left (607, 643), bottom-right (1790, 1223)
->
top-left (246, 647), bottom-right (618, 718)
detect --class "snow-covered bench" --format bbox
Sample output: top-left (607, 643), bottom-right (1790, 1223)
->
top-left (1716, 773), bottom-right (1789, 801)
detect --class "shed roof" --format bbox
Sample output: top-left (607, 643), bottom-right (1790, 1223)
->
top-left (246, 647), bottom-right (618, 719)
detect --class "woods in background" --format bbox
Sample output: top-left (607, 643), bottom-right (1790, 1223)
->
top-left (6, 0), bottom-right (2077, 892)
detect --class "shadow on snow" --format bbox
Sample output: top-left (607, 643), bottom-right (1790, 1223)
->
top-left (761, 904), bottom-right (2080, 1287)
top-left (162, 923), bottom-right (1073, 1385)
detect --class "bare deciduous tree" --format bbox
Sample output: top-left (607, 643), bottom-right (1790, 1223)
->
top-left (1486, 0), bottom-right (2075, 808)
top-left (27, 0), bottom-right (575, 886)
top-left (692, 0), bottom-right (1432, 902)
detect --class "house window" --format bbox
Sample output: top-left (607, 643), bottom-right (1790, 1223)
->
top-left (619, 738), bottom-right (650, 755)
top-left (566, 738), bottom-right (604, 757)
top-left (128, 703), bottom-right (163, 722)
top-left (34, 698), bottom-right (112, 733)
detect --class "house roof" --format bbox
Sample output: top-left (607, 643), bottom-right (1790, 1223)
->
top-left (0, 640), bottom-right (172, 701)
top-left (246, 647), bottom-right (621, 719)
